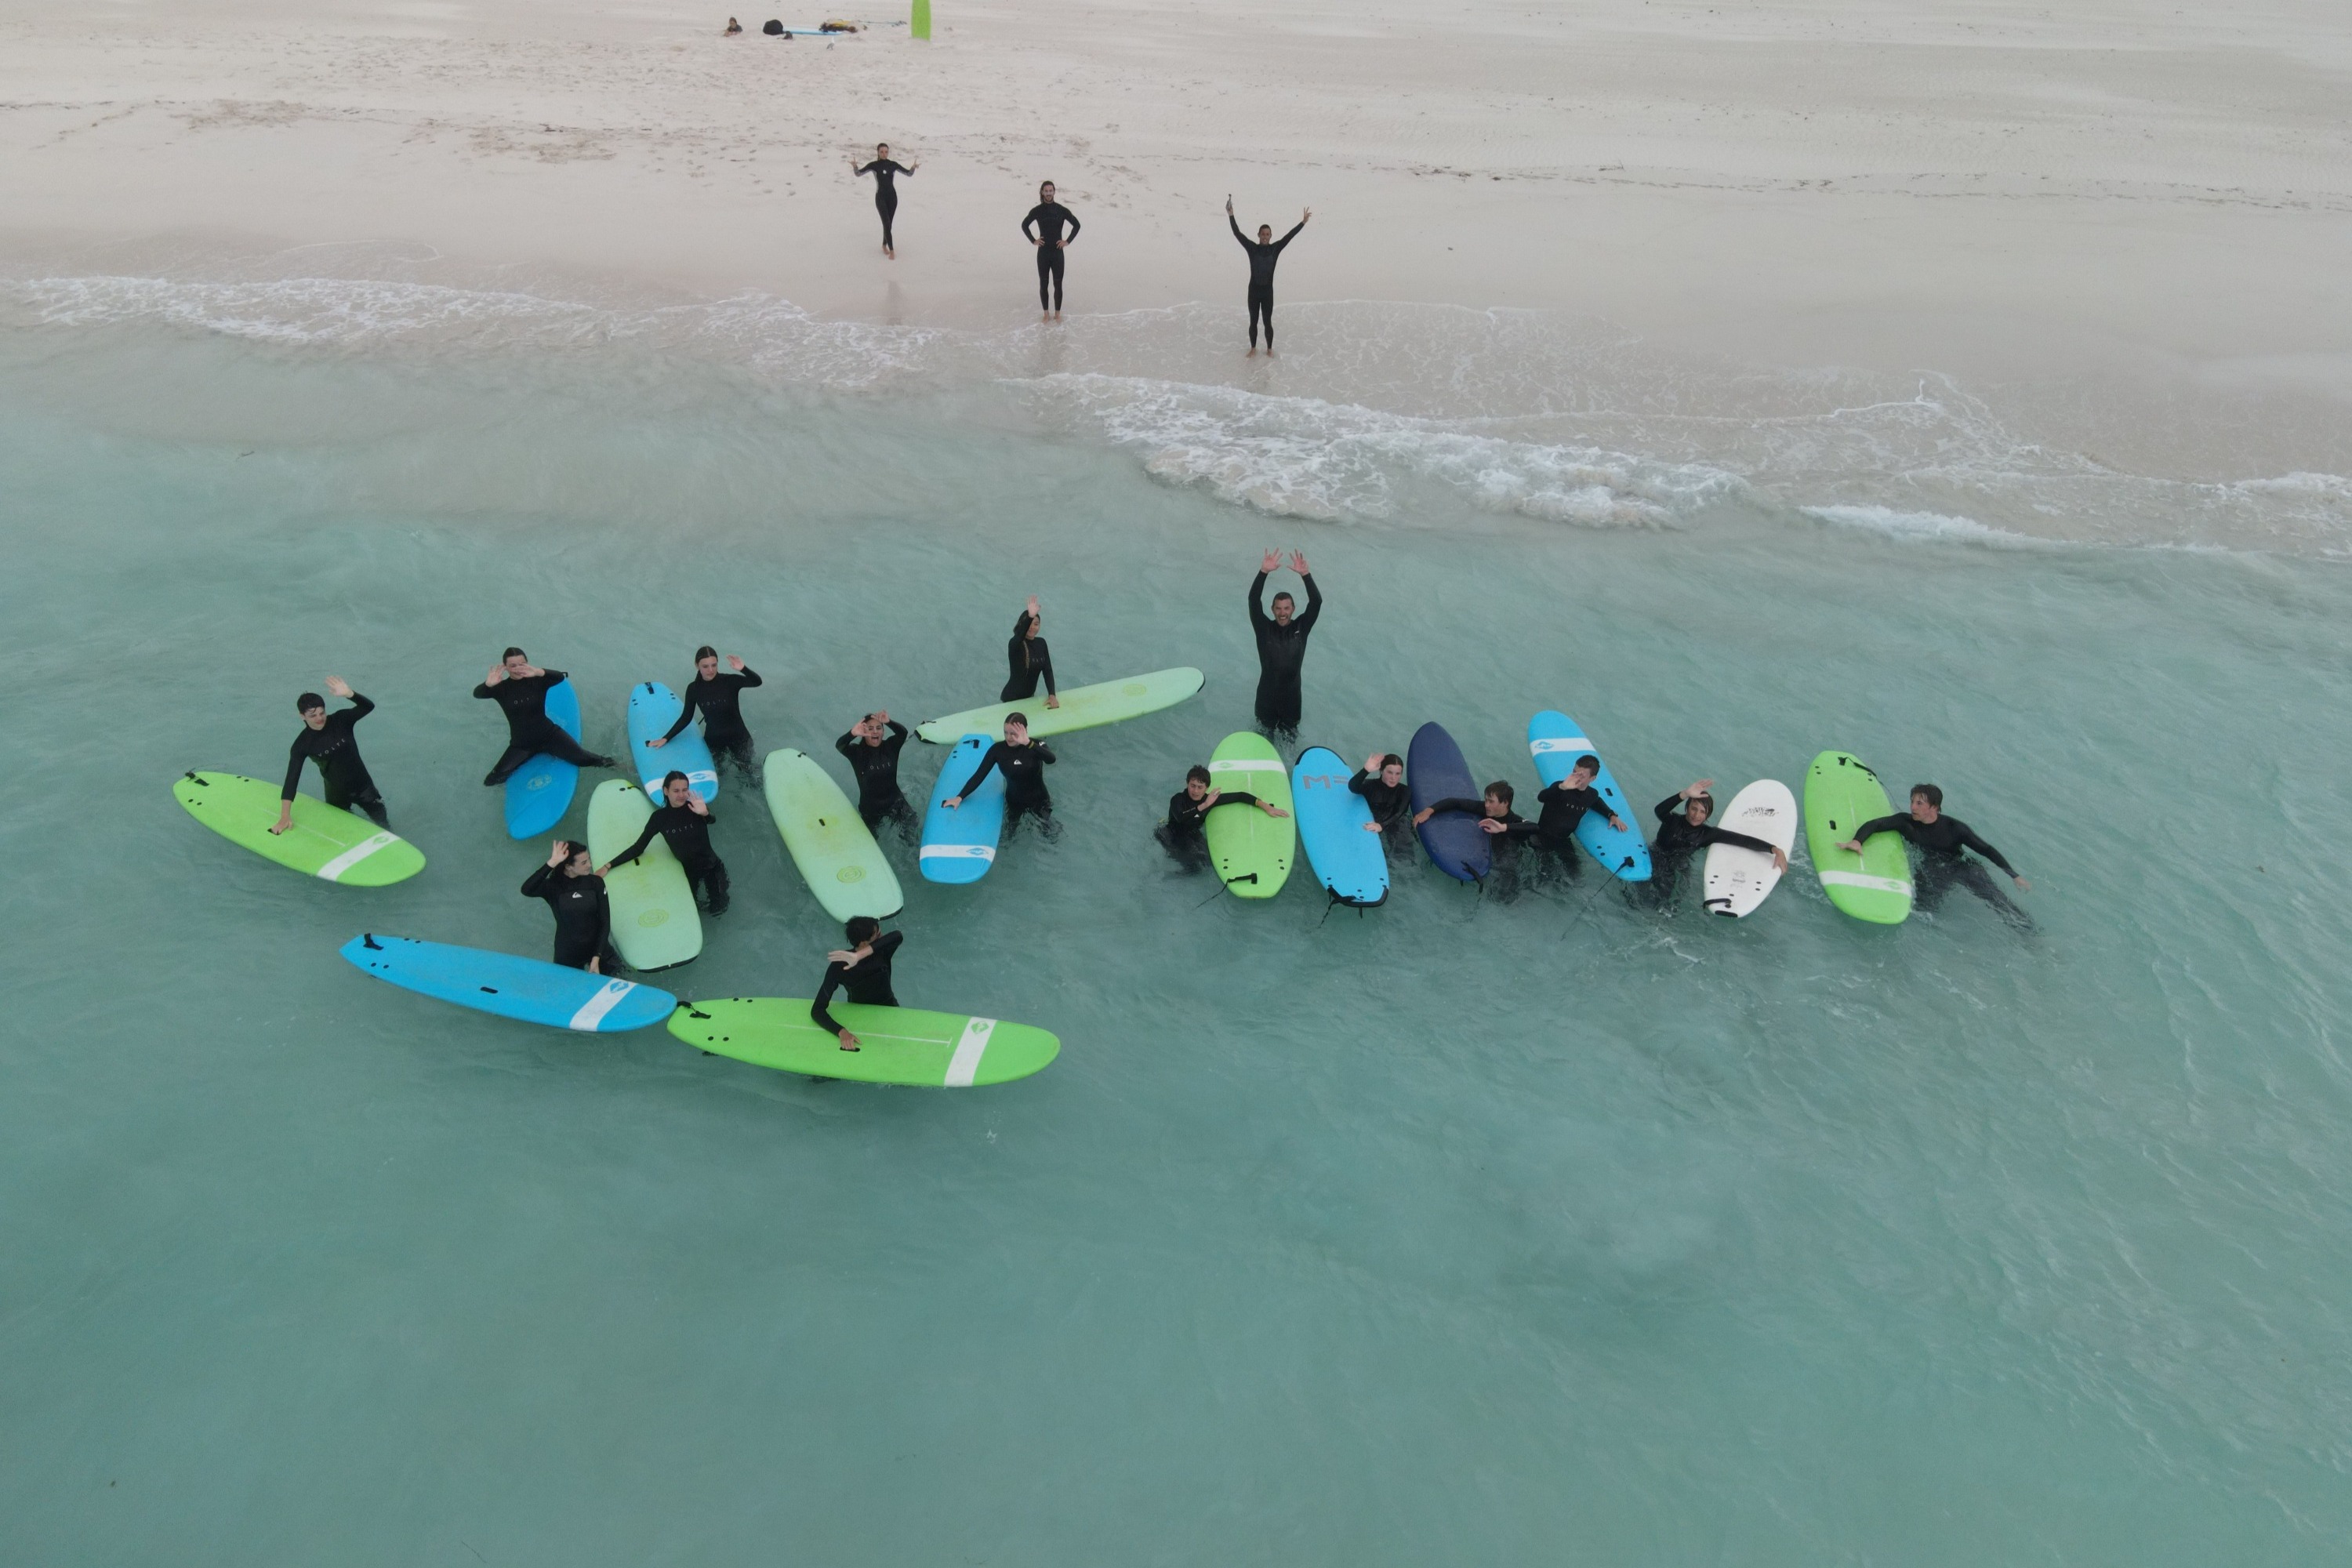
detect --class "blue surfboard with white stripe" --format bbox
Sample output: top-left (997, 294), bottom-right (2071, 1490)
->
top-left (503, 677), bottom-right (583, 840)
top-left (626, 681), bottom-right (719, 802)
top-left (919, 733), bottom-right (1005, 884)
top-left (340, 933), bottom-right (676, 1033)
top-left (1526, 708), bottom-right (1651, 881)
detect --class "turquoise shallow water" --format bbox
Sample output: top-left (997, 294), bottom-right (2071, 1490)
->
top-left (4, 303), bottom-right (2351, 1564)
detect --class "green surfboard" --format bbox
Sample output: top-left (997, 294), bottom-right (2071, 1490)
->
top-left (172, 771), bottom-right (424, 886)
top-left (1203, 731), bottom-right (1294, 899)
top-left (915, 667), bottom-right (1204, 746)
top-left (669, 998), bottom-right (1060, 1087)
top-left (587, 778), bottom-right (703, 970)
top-left (763, 749), bottom-right (904, 923)
top-left (1803, 750), bottom-right (1913, 924)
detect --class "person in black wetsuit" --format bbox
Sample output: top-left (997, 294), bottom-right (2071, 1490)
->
top-left (652, 645), bottom-right (764, 783)
top-left (837, 709), bottom-right (915, 836)
top-left (1523, 753), bottom-right (1630, 880)
top-left (475, 647), bottom-right (616, 786)
top-left (850, 143), bottom-right (917, 257)
top-left (1157, 762), bottom-right (1290, 872)
top-left (1248, 549), bottom-right (1322, 737)
top-left (1645, 779), bottom-right (1788, 909)
top-left (1225, 195), bottom-right (1310, 355)
top-left (1414, 779), bottom-right (1541, 896)
top-left (1349, 752), bottom-right (1414, 856)
top-left (599, 770), bottom-right (730, 914)
top-left (943, 713), bottom-right (1059, 841)
top-left (1001, 595), bottom-right (1061, 709)
top-left (1838, 782), bottom-right (2032, 928)
top-left (275, 676), bottom-right (387, 833)
top-left (1022, 181), bottom-right (1080, 319)
top-left (521, 839), bottom-right (621, 973)
top-left (812, 916), bottom-right (902, 1051)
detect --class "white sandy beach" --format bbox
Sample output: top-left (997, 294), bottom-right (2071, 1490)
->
top-left (4, 0), bottom-right (2350, 477)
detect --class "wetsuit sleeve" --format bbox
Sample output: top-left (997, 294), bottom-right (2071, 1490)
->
top-left (1230, 213), bottom-right (1250, 249)
top-left (1348, 770), bottom-right (1374, 797)
top-left (473, 682), bottom-right (499, 699)
top-left (834, 730), bottom-right (859, 760)
top-left (855, 161), bottom-right (877, 176)
top-left (593, 883), bottom-right (612, 956)
top-left (1039, 642), bottom-right (1056, 698)
top-left (344, 693), bottom-right (376, 721)
top-left (734, 667), bottom-right (763, 689)
top-left (1850, 815), bottom-right (1906, 843)
top-left (1062, 207), bottom-right (1080, 242)
top-left (1249, 571), bottom-right (1271, 630)
top-left (1216, 790), bottom-right (1260, 808)
top-left (956, 746), bottom-right (1004, 799)
top-left (811, 963), bottom-right (850, 1036)
top-left (1655, 793), bottom-right (1685, 826)
top-left (1954, 822), bottom-right (2019, 877)
top-left (521, 864), bottom-right (557, 899)
top-left (1696, 826), bottom-right (1777, 855)
top-left (1425, 797), bottom-right (1483, 816)
top-left (662, 686), bottom-right (702, 743)
top-left (282, 738), bottom-right (309, 801)
top-left (1272, 220), bottom-right (1305, 253)
top-left (606, 818), bottom-right (662, 869)
top-left (886, 720), bottom-right (908, 741)
top-left (1022, 205), bottom-right (1040, 241)
top-left (869, 931), bottom-right (904, 962)
top-left (1295, 573), bottom-right (1323, 631)
top-left (1035, 743), bottom-right (1056, 765)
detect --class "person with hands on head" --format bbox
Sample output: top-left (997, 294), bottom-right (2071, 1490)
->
top-left (943, 713), bottom-right (1059, 841)
top-left (276, 675), bottom-right (387, 833)
top-left (475, 647), bottom-right (616, 786)
top-left (1837, 782), bottom-right (2032, 927)
top-left (521, 839), bottom-right (619, 975)
top-left (1159, 762), bottom-right (1290, 871)
top-left (837, 709), bottom-right (915, 834)
top-left (1349, 752), bottom-right (1413, 848)
top-left (1645, 779), bottom-right (1788, 907)
top-left (812, 916), bottom-right (902, 1051)
top-left (1022, 181), bottom-right (1080, 320)
top-left (851, 143), bottom-right (916, 257)
top-left (1226, 195), bottom-right (1310, 355)
top-left (599, 769), bottom-right (731, 915)
top-left (1001, 595), bottom-right (1061, 709)
top-left (1248, 549), bottom-right (1323, 738)
top-left (651, 646), bottom-right (764, 783)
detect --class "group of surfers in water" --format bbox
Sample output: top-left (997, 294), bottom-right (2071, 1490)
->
top-left (270, 553), bottom-right (2031, 1049)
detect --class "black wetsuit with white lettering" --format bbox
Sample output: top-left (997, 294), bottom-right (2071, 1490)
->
top-left (283, 693), bottom-right (386, 826)
top-left (1231, 215), bottom-right (1305, 348)
top-left (1648, 793), bottom-right (1777, 904)
top-left (1853, 811), bottom-right (2029, 926)
top-left (1022, 202), bottom-right (1080, 310)
top-left (836, 720), bottom-right (913, 829)
top-left (1002, 615), bottom-right (1058, 702)
top-left (856, 159), bottom-right (910, 248)
top-left (958, 739), bottom-right (1057, 827)
top-left (475, 669), bottom-right (608, 784)
top-left (663, 666), bottom-right (764, 775)
top-left (608, 803), bottom-right (730, 913)
top-left (521, 863), bottom-right (616, 971)
top-left (811, 930), bottom-right (903, 1036)
top-left (1248, 572), bottom-right (1323, 732)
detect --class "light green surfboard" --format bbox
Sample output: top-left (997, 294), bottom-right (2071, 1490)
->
top-left (1203, 731), bottom-right (1294, 899)
top-left (763, 749), bottom-right (904, 922)
top-left (669, 998), bottom-right (1060, 1087)
top-left (915, 667), bottom-right (1204, 746)
top-left (172, 771), bottom-right (424, 886)
top-left (1803, 750), bottom-right (1913, 924)
top-left (587, 778), bottom-right (704, 970)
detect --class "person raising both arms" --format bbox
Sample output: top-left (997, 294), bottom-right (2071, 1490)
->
top-left (837, 709), bottom-right (916, 837)
top-left (599, 769), bottom-right (731, 915)
top-left (651, 645), bottom-right (764, 783)
top-left (475, 647), bottom-right (617, 786)
top-left (521, 840), bottom-right (620, 975)
top-left (1158, 762), bottom-right (1290, 873)
top-left (812, 917), bottom-right (903, 1051)
top-left (1226, 195), bottom-right (1309, 355)
top-left (275, 676), bottom-right (387, 833)
top-left (1002, 594), bottom-right (1061, 709)
top-left (1645, 780), bottom-right (1787, 909)
top-left (1248, 550), bottom-right (1322, 739)
top-left (1349, 752), bottom-right (1413, 854)
top-left (850, 143), bottom-right (916, 257)
top-left (943, 713), bottom-right (1059, 842)
top-left (1022, 181), bottom-right (1080, 321)
top-left (1838, 782), bottom-right (2032, 929)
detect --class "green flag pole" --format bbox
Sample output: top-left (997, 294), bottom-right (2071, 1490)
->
top-left (912, 0), bottom-right (931, 40)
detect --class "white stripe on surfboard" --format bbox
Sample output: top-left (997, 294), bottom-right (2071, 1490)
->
top-left (1818, 870), bottom-right (1913, 896)
top-left (318, 831), bottom-right (399, 882)
top-left (920, 844), bottom-right (996, 862)
top-left (1528, 736), bottom-right (1595, 755)
top-left (944, 1016), bottom-right (997, 1087)
top-left (568, 978), bottom-right (637, 1032)
top-left (1207, 759), bottom-right (1283, 773)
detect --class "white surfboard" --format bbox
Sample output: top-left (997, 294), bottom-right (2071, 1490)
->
top-left (1702, 779), bottom-right (1797, 918)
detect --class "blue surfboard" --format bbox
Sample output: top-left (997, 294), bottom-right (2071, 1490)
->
top-left (1292, 746), bottom-right (1388, 906)
top-left (627, 681), bottom-right (718, 802)
top-left (1527, 709), bottom-right (1651, 881)
top-left (503, 677), bottom-right (583, 840)
top-left (1408, 721), bottom-right (1489, 883)
top-left (339, 933), bottom-right (676, 1033)
top-left (920, 733), bottom-right (1005, 884)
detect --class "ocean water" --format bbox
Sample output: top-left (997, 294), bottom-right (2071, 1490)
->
top-left (2, 277), bottom-right (2350, 1565)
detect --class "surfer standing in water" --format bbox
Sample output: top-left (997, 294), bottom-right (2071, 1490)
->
top-left (1350, 753), bottom-right (1414, 855)
top-left (1001, 595), bottom-right (1061, 709)
top-left (1226, 196), bottom-right (1310, 355)
top-left (474, 648), bottom-right (617, 786)
top-left (813, 917), bottom-right (902, 1051)
top-left (1838, 783), bottom-right (2031, 928)
top-left (601, 769), bottom-right (731, 915)
top-left (837, 710), bottom-right (916, 837)
top-left (1022, 182), bottom-right (1080, 320)
top-left (944, 713), bottom-right (1059, 842)
top-left (1248, 550), bottom-right (1322, 739)
top-left (276, 676), bottom-right (387, 832)
top-left (1644, 780), bottom-right (1787, 909)
top-left (650, 646), bottom-right (764, 784)
top-left (849, 143), bottom-right (916, 257)
top-left (521, 840), bottom-right (619, 975)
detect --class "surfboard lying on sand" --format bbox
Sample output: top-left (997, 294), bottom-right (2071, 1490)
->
top-left (1702, 779), bottom-right (1796, 917)
top-left (764, 748), bottom-right (903, 920)
top-left (1527, 709), bottom-right (1650, 882)
top-left (173, 771), bottom-right (425, 886)
top-left (920, 733), bottom-right (1004, 884)
top-left (1804, 751), bottom-right (1912, 924)
top-left (915, 668), bottom-right (1203, 745)
top-left (669, 998), bottom-right (1060, 1086)
top-left (505, 677), bottom-right (583, 839)
top-left (1203, 731), bottom-right (1294, 900)
top-left (586, 778), bottom-right (704, 969)
top-left (341, 934), bottom-right (675, 1031)
top-left (627, 681), bottom-right (718, 802)
top-left (1291, 746), bottom-right (1388, 907)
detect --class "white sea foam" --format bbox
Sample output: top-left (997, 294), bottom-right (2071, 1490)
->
top-left (1799, 504), bottom-right (2042, 546)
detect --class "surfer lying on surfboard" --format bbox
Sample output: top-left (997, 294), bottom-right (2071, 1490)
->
top-left (476, 647), bottom-right (618, 785)
top-left (1837, 783), bottom-right (2031, 927)
top-left (1160, 763), bottom-right (1290, 873)
top-left (814, 917), bottom-right (902, 1051)
top-left (1643, 781), bottom-right (1787, 907)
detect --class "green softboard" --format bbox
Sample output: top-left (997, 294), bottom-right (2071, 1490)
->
top-left (915, 667), bottom-right (1204, 746)
top-left (1203, 731), bottom-right (1294, 899)
top-left (763, 749), bottom-right (903, 922)
top-left (670, 998), bottom-right (1060, 1087)
top-left (172, 771), bottom-right (424, 886)
top-left (587, 778), bottom-right (704, 970)
top-left (1803, 750), bottom-right (1912, 924)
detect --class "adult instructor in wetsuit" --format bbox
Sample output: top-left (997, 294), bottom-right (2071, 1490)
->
top-left (1022, 181), bottom-right (1080, 320)
top-left (850, 143), bottom-right (916, 257)
top-left (1248, 549), bottom-right (1322, 739)
top-left (1837, 782), bottom-right (2031, 929)
top-left (475, 647), bottom-right (617, 786)
top-left (1226, 196), bottom-right (1309, 355)
top-left (275, 676), bottom-right (387, 833)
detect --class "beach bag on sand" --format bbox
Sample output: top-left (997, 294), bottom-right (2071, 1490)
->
top-left (762, 18), bottom-right (785, 34)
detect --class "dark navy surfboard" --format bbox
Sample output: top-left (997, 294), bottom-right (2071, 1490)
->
top-left (1408, 722), bottom-right (1489, 883)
